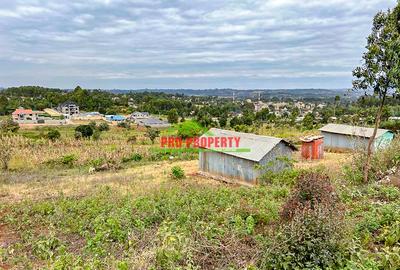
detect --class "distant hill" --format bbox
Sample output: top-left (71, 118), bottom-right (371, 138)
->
top-left (109, 88), bottom-right (358, 100)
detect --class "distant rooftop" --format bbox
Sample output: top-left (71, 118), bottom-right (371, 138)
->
top-left (319, 124), bottom-right (390, 138)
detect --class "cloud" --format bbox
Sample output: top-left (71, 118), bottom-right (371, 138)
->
top-left (0, 0), bottom-right (397, 89)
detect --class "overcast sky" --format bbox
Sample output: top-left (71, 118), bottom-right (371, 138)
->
top-left (0, 0), bottom-right (397, 90)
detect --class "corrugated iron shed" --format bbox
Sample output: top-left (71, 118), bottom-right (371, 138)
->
top-left (319, 124), bottom-right (389, 138)
top-left (199, 128), bottom-right (297, 162)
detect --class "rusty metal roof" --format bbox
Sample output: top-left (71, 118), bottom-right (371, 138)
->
top-left (199, 128), bottom-right (297, 162)
top-left (319, 124), bottom-right (390, 138)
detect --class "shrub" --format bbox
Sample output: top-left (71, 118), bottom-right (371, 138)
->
top-left (280, 172), bottom-right (338, 221)
top-left (74, 131), bottom-right (82, 140)
top-left (261, 172), bottom-right (348, 269)
top-left (145, 128), bottom-right (160, 144)
top-left (60, 154), bottom-right (77, 168)
top-left (75, 125), bottom-right (93, 138)
top-left (88, 121), bottom-right (97, 130)
top-left (117, 122), bottom-right (130, 129)
top-left (92, 130), bottom-right (101, 141)
top-left (122, 153), bottom-right (142, 163)
top-left (0, 118), bottom-right (19, 133)
top-left (98, 122), bottom-right (110, 132)
top-left (0, 135), bottom-right (13, 170)
top-left (171, 166), bottom-right (185, 180)
top-left (177, 121), bottom-right (204, 139)
top-left (46, 129), bottom-right (61, 141)
top-left (345, 137), bottom-right (400, 183)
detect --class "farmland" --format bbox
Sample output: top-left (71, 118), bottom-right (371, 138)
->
top-left (1, 124), bottom-right (399, 269)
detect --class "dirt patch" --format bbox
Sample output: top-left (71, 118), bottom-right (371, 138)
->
top-left (294, 152), bottom-right (352, 174)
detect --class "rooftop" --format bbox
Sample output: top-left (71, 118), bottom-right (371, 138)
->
top-left (319, 124), bottom-right (390, 138)
top-left (200, 128), bottom-right (297, 162)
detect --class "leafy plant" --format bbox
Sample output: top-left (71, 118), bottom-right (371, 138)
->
top-left (98, 122), bottom-right (110, 131)
top-left (171, 166), bottom-right (185, 180)
top-left (46, 129), bottom-right (61, 141)
top-left (75, 125), bottom-right (93, 138)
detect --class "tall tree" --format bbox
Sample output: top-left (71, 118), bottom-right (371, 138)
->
top-left (167, 108), bottom-right (179, 124)
top-left (353, 4), bottom-right (400, 182)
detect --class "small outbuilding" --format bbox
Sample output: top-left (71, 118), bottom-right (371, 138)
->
top-left (319, 123), bottom-right (394, 152)
top-left (198, 128), bottom-right (297, 185)
top-left (300, 135), bottom-right (324, 160)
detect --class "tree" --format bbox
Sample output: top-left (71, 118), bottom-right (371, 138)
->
top-left (219, 114), bottom-right (228, 128)
top-left (167, 108), bottom-right (179, 124)
top-left (333, 95), bottom-right (340, 118)
top-left (353, 5), bottom-right (400, 182)
top-left (75, 125), bottom-right (93, 138)
top-left (177, 120), bottom-right (204, 139)
top-left (0, 96), bottom-right (8, 115)
top-left (302, 113), bottom-right (315, 130)
top-left (145, 127), bottom-right (160, 144)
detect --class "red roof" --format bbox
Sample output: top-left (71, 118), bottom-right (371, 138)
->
top-left (12, 108), bottom-right (34, 115)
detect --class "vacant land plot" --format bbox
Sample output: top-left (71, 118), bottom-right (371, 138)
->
top-left (1, 126), bottom-right (399, 269)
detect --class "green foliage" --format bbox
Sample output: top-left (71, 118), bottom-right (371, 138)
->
top-left (4, 184), bottom-right (285, 268)
top-left (167, 108), bottom-right (179, 124)
top-left (0, 118), bottom-right (19, 133)
top-left (171, 166), bottom-right (185, 180)
top-left (344, 137), bottom-right (400, 183)
top-left (32, 235), bottom-right (64, 260)
top-left (98, 122), bottom-right (110, 131)
top-left (145, 127), bottom-right (160, 144)
top-left (302, 112), bottom-right (315, 130)
top-left (122, 153), bottom-right (143, 163)
top-left (45, 129), bottom-right (61, 141)
top-left (261, 172), bottom-right (348, 269)
top-left (117, 121), bottom-right (130, 129)
top-left (59, 154), bottom-right (77, 168)
top-left (177, 120), bottom-right (204, 139)
top-left (75, 125), bottom-right (93, 138)
top-left (88, 121), bottom-right (97, 130)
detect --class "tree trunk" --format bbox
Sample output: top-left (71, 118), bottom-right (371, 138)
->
top-left (363, 95), bottom-right (386, 182)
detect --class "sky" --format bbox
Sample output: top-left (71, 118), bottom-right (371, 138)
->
top-left (0, 0), bottom-right (397, 90)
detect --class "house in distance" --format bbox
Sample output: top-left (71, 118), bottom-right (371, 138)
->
top-left (198, 128), bottom-right (297, 185)
top-left (57, 101), bottom-right (80, 117)
top-left (319, 123), bottom-right (394, 152)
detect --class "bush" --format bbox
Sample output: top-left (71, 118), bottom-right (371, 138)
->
top-left (171, 166), bottom-right (185, 180)
top-left (122, 153), bottom-right (142, 163)
top-left (0, 118), bottom-right (19, 133)
top-left (74, 131), bottom-right (82, 140)
top-left (98, 123), bottom-right (110, 132)
top-left (60, 154), bottom-right (77, 168)
top-left (177, 120), bottom-right (204, 139)
top-left (345, 137), bottom-right (400, 183)
top-left (280, 172), bottom-right (338, 221)
top-left (117, 122), bottom-right (130, 129)
top-left (92, 130), bottom-right (101, 141)
top-left (145, 128), bottom-right (160, 144)
top-left (261, 172), bottom-right (348, 269)
top-left (46, 129), bottom-right (61, 141)
top-left (0, 135), bottom-right (13, 170)
top-left (75, 125), bottom-right (93, 138)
